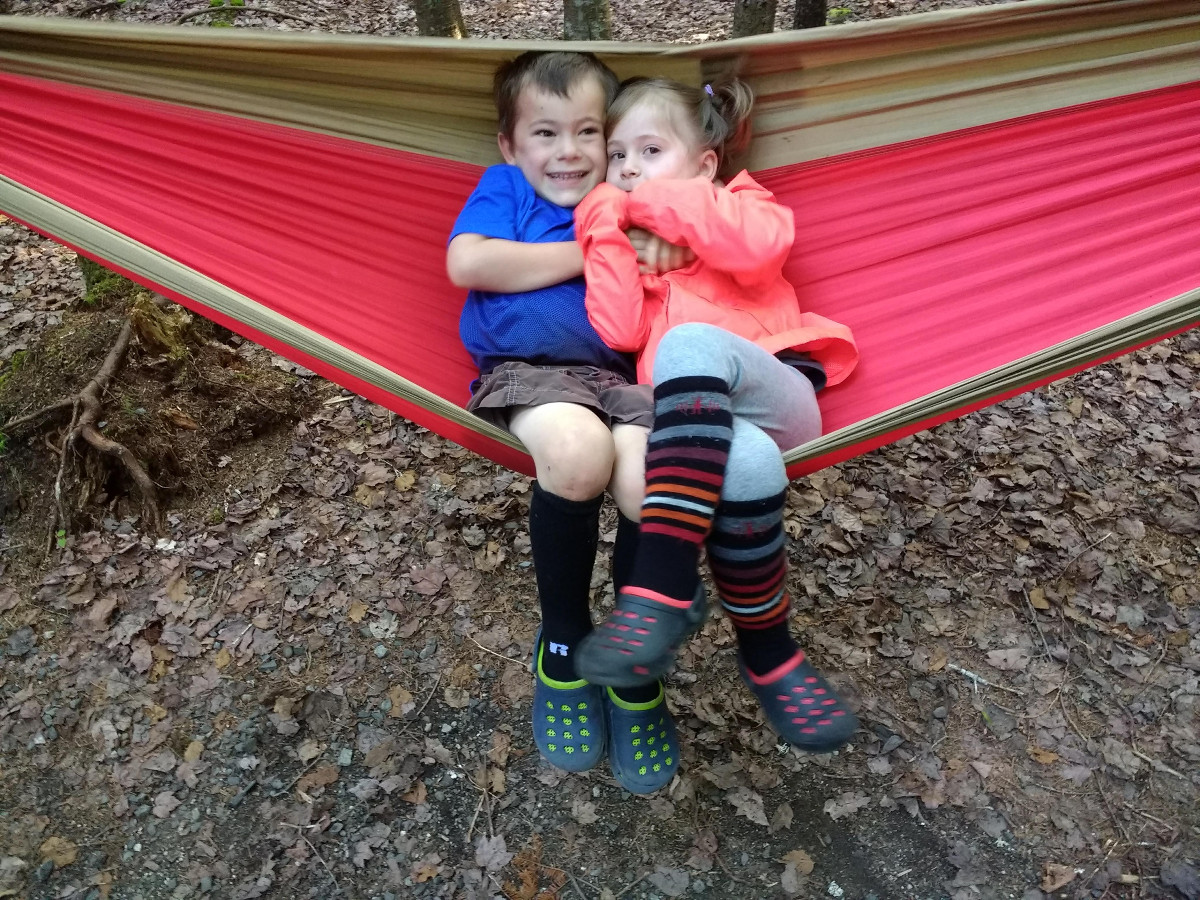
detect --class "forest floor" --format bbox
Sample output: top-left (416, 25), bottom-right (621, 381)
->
top-left (2, 1), bottom-right (1199, 900)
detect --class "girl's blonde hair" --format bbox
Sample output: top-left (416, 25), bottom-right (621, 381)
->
top-left (607, 77), bottom-right (755, 180)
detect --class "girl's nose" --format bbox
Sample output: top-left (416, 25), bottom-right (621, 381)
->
top-left (621, 158), bottom-right (639, 179)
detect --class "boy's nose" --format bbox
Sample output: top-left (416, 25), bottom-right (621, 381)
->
top-left (558, 135), bottom-right (581, 159)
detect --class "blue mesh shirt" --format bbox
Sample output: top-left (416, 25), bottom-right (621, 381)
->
top-left (451, 165), bottom-right (635, 382)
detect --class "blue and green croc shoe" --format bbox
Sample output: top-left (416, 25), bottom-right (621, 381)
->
top-left (532, 635), bottom-right (607, 773)
top-left (604, 683), bottom-right (679, 794)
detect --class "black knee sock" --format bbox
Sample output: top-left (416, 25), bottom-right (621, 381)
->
top-left (529, 481), bottom-right (601, 682)
top-left (609, 513), bottom-right (659, 704)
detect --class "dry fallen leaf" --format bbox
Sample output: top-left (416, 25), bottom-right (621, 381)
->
top-left (347, 600), bottom-right (369, 623)
top-left (1028, 746), bottom-right (1059, 765)
top-left (1041, 862), bottom-right (1077, 892)
top-left (183, 741), bottom-right (204, 763)
top-left (781, 849), bottom-right (815, 875)
top-left (39, 836), bottom-right (78, 867)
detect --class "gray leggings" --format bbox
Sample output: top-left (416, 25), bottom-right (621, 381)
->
top-left (651, 323), bottom-right (821, 502)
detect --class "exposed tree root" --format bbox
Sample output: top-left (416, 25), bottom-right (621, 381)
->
top-left (2, 320), bottom-right (161, 537)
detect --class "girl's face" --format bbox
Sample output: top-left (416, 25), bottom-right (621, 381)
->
top-left (606, 100), bottom-right (718, 191)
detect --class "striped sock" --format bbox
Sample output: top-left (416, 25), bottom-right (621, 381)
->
top-left (708, 491), bottom-right (798, 675)
top-left (626, 375), bottom-right (733, 604)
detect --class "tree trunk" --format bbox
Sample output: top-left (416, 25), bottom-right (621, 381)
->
top-left (796, 0), bottom-right (825, 28)
top-left (794, 0), bottom-right (826, 28)
top-left (731, 0), bottom-right (777, 38)
top-left (564, 0), bottom-right (612, 41)
top-left (411, 0), bottom-right (467, 38)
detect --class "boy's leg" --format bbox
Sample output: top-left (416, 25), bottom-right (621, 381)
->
top-left (510, 402), bottom-right (616, 683)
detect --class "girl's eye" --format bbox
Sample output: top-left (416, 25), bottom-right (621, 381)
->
top-left (609, 151), bottom-right (625, 162)
top-left (644, 146), bottom-right (661, 156)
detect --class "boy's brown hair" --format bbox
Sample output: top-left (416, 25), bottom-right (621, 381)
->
top-left (493, 51), bottom-right (619, 139)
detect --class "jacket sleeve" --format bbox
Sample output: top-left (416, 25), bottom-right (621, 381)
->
top-left (574, 183), bottom-right (655, 353)
top-left (625, 173), bottom-right (794, 287)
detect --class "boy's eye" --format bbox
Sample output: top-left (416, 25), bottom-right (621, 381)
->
top-left (580, 126), bottom-right (600, 136)
top-left (534, 128), bottom-right (554, 138)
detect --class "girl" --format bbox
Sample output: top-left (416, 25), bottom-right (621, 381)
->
top-left (574, 77), bottom-right (861, 761)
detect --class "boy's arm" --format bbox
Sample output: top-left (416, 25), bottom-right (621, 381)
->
top-left (625, 174), bottom-right (793, 286)
top-left (446, 234), bottom-right (584, 293)
top-left (575, 184), bottom-right (655, 353)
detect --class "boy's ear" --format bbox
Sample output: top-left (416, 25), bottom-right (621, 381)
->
top-left (698, 149), bottom-right (719, 181)
top-left (497, 132), bottom-right (516, 165)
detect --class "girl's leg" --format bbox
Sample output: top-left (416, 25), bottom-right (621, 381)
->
top-left (575, 323), bottom-right (816, 686)
top-left (708, 418), bottom-right (795, 674)
top-left (715, 417), bottom-right (857, 751)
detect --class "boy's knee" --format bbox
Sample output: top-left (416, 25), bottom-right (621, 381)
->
top-left (533, 429), bottom-right (614, 501)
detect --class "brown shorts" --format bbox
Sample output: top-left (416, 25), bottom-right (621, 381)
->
top-left (466, 362), bottom-right (654, 431)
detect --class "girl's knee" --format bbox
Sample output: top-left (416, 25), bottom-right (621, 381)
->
top-left (724, 421), bottom-right (787, 502)
top-left (653, 323), bottom-right (730, 383)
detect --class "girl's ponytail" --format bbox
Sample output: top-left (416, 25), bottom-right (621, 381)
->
top-left (700, 78), bottom-right (755, 179)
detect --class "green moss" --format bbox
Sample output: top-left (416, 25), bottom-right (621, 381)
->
top-left (828, 6), bottom-right (852, 24)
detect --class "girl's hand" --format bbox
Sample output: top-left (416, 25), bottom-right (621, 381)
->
top-left (626, 228), bottom-right (695, 275)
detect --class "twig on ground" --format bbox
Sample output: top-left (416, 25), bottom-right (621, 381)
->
top-left (175, 4), bottom-right (317, 26)
top-left (228, 779), bottom-right (259, 808)
top-left (613, 871), bottom-right (649, 899)
top-left (948, 663), bottom-right (1024, 696)
top-left (1022, 590), bottom-right (1054, 659)
top-left (1129, 748), bottom-right (1185, 779)
top-left (568, 873), bottom-right (591, 900)
top-left (470, 636), bottom-right (524, 666)
top-left (302, 834), bottom-right (340, 896)
top-left (1057, 531), bottom-right (1113, 577)
top-left (272, 756), bottom-right (322, 797)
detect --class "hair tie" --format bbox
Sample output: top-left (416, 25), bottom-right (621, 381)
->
top-left (704, 83), bottom-right (714, 96)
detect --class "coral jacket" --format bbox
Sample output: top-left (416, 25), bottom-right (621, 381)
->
top-left (575, 172), bottom-right (858, 386)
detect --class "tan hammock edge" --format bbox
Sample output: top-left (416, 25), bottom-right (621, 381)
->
top-left (4, 174), bottom-right (1196, 471)
top-left (1, 0), bottom-right (1198, 170)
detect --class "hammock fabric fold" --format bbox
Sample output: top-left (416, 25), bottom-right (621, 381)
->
top-left (1, 0), bottom-right (1198, 477)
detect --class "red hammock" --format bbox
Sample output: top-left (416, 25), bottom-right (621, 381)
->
top-left (2, 71), bottom-right (1198, 475)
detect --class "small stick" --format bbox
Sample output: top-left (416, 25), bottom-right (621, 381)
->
top-left (228, 779), bottom-right (259, 807)
top-left (302, 834), bottom-right (340, 896)
top-left (948, 663), bottom-right (1024, 696)
top-left (1022, 590), bottom-right (1054, 659)
top-left (568, 873), bottom-right (591, 900)
top-left (613, 872), bottom-right (649, 899)
top-left (1130, 748), bottom-right (1185, 779)
top-left (272, 756), bottom-right (322, 797)
top-left (470, 636), bottom-right (524, 666)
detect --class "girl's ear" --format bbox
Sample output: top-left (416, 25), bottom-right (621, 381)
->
top-left (497, 132), bottom-right (516, 165)
top-left (698, 148), bottom-right (719, 181)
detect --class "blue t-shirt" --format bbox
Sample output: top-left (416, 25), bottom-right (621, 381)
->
top-left (451, 165), bottom-right (635, 381)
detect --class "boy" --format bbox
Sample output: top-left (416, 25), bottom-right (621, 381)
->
top-left (446, 51), bottom-right (679, 794)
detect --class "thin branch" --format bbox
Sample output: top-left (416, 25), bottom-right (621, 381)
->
top-left (2, 398), bottom-right (74, 433)
top-left (947, 663), bottom-right (1024, 696)
top-left (74, 0), bottom-right (125, 16)
top-left (1129, 748), bottom-right (1185, 779)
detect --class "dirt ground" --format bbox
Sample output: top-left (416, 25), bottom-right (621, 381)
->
top-left (2, 2), bottom-right (1199, 900)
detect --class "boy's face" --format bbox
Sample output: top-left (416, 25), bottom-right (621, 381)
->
top-left (498, 76), bottom-right (608, 208)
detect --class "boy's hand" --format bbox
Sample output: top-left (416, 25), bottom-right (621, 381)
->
top-left (626, 228), bottom-right (694, 276)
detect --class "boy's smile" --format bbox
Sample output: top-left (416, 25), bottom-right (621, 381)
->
top-left (498, 79), bottom-right (608, 208)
